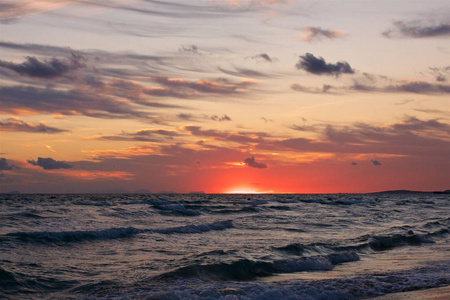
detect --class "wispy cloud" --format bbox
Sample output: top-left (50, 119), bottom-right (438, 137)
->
top-left (0, 118), bottom-right (69, 133)
top-left (383, 20), bottom-right (450, 39)
top-left (0, 86), bottom-right (152, 119)
top-left (299, 26), bottom-right (346, 42)
top-left (87, 129), bottom-right (180, 142)
top-left (292, 77), bottom-right (450, 95)
top-left (151, 76), bottom-right (255, 95)
top-left (291, 83), bottom-right (334, 94)
top-left (250, 53), bottom-right (273, 63)
top-left (0, 0), bottom-right (79, 24)
top-left (182, 125), bottom-right (268, 144)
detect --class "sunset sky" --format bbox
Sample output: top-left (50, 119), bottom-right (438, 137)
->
top-left (0, 0), bottom-right (449, 193)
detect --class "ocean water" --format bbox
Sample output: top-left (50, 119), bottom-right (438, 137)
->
top-left (0, 193), bottom-right (449, 299)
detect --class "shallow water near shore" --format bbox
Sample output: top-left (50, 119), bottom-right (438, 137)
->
top-left (0, 193), bottom-right (449, 299)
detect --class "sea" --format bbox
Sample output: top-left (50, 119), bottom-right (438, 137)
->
top-left (0, 192), bottom-right (449, 299)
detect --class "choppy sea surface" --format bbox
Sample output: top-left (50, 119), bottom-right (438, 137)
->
top-left (0, 193), bottom-right (449, 299)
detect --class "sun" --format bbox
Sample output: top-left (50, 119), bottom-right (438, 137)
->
top-left (226, 187), bottom-right (273, 194)
top-left (227, 189), bottom-right (261, 194)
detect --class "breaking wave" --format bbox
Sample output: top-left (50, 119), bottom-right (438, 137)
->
top-left (157, 252), bottom-right (359, 281)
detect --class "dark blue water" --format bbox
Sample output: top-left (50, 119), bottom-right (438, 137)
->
top-left (0, 193), bottom-right (449, 299)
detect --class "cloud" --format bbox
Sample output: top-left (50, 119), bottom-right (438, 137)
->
top-left (351, 162), bottom-right (358, 166)
top-left (244, 156), bottom-right (267, 168)
top-left (177, 113), bottom-right (195, 121)
top-left (27, 157), bottom-right (73, 170)
top-left (0, 158), bottom-right (18, 170)
top-left (182, 126), bottom-right (268, 144)
top-left (371, 159), bottom-right (382, 166)
top-left (299, 26), bottom-right (346, 42)
top-left (258, 116), bottom-right (450, 159)
top-left (0, 1), bottom-right (79, 24)
top-left (261, 117), bottom-right (273, 123)
top-left (251, 53), bottom-right (273, 63)
top-left (0, 54), bottom-right (85, 78)
top-left (0, 86), bottom-right (152, 119)
top-left (179, 45), bottom-right (199, 54)
top-left (204, 115), bottom-right (232, 122)
top-left (295, 53), bottom-right (354, 76)
top-left (383, 20), bottom-right (450, 39)
top-left (429, 66), bottom-right (450, 82)
top-left (0, 118), bottom-right (68, 133)
top-left (151, 76), bottom-right (254, 95)
top-left (218, 67), bottom-right (269, 78)
top-left (292, 79), bottom-right (450, 95)
top-left (291, 83), bottom-right (334, 94)
top-left (87, 129), bottom-right (180, 142)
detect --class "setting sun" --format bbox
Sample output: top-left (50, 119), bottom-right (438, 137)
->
top-left (226, 187), bottom-right (275, 194)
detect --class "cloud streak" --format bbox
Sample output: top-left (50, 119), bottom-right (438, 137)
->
top-left (383, 20), bottom-right (450, 39)
top-left (299, 26), bottom-right (346, 42)
top-left (0, 118), bottom-right (68, 133)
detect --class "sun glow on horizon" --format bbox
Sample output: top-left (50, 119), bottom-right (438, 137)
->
top-left (226, 187), bottom-right (274, 194)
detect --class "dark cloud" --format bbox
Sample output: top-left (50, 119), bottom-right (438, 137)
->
top-left (371, 159), bottom-right (382, 166)
top-left (300, 26), bottom-right (346, 42)
top-left (383, 20), bottom-right (450, 39)
top-left (0, 54), bottom-right (85, 78)
top-left (351, 162), bottom-right (358, 166)
top-left (27, 157), bottom-right (73, 170)
top-left (244, 156), bottom-right (267, 169)
top-left (0, 158), bottom-right (17, 170)
top-left (296, 53), bottom-right (354, 76)
top-left (0, 86), bottom-right (151, 119)
top-left (0, 118), bottom-right (68, 133)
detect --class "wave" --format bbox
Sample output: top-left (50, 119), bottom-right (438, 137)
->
top-left (6, 227), bottom-right (142, 243)
top-left (153, 220), bottom-right (233, 235)
top-left (275, 228), bottom-right (445, 256)
top-left (129, 261), bottom-right (450, 300)
top-left (299, 198), bottom-right (364, 206)
top-left (157, 252), bottom-right (359, 281)
top-left (153, 203), bottom-right (201, 216)
top-left (73, 202), bottom-right (111, 206)
top-left (212, 206), bottom-right (259, 214)
top-left (238, 200), bottom-right (268, 205)
top-left (5, 220), bottom-right (234, 244)
top-left (368, 231), bottom-right (435, 251)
